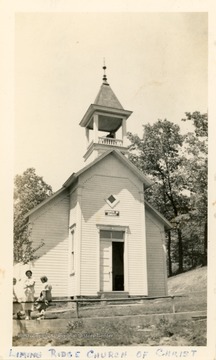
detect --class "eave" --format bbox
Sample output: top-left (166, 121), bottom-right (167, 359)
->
top-left (79, 104), bottom-right (132, 128)
top-left (145, 200), bottom-right (172, 230)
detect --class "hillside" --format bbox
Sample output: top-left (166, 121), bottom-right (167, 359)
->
top-left (168, 266), bottom-right (207, 294)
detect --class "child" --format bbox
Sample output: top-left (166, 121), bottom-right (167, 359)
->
top-left (35, 276), bottom-right (52, 320)
top-left (13, 278), bottom-right (23, 319)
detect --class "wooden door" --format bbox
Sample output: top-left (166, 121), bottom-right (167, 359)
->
top-left (100, 240), bottom-right (112, 291)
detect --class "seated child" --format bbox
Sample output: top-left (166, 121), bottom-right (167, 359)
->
top-left (35, 276), bottom-right (52, 320)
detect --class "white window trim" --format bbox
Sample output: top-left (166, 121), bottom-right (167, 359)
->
top-left (96, 224), bottom-right (129, 233)
top-left (97, 224), bottom-right (129, 292)
top-left (69, 224), bottom-right (76, 276)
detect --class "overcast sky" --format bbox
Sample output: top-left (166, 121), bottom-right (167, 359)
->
top-left (15, 12), bottom-right (208, 191)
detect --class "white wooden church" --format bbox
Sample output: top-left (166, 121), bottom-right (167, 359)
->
top-left (15, 68), bottom-right (171, 299)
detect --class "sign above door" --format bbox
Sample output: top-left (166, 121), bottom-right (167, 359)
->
top-left (105, 210), bottom-right (120, 217)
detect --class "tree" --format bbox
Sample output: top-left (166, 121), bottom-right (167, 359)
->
top-left (128, 113), bottom-right (208, 274)
top-left (181, 112), bottom-right (208, 266)
top-left (14, 168), bottom-right (53, 264)
top-left (142, 182), bottom-right (176, 276)
top-left (128, 119), bottom-right (188, 274)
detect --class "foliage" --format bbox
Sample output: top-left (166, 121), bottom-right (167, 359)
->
top-left (14, 168), bottom-right (53, 264)
top-left (127, 113), bottom-right (208, 274)
top-left (128, 120), bottom-right (187, 274)
top-left (181, 112), bottom-right (208, 266)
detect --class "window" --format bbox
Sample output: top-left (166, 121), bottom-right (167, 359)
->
top-left (100, 230), bottom-right (124, 240)
top-left (108, 195), bottom-right (116, 204)
top-left (105, 194), bottom-right (119, 208)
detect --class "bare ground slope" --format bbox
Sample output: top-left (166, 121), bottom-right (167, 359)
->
top-left (168, 266), bottom-right (207, 294)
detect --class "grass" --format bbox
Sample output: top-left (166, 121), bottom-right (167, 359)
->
top-left (13, 316), bottom-right (207, 346)
top-left (13, 266), bottom-right (207, 346)
top-left (38, 288), bottom-right (206, 319)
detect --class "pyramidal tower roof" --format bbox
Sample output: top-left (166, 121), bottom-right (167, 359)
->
top-left (79, 64), bottom-right (132, 128)
top-left (94, 63), bottom-right (124, 109)
top-left (94, 83), bottom-right (124, 110)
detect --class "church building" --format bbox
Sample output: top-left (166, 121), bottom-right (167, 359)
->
top-left (17, 67), bottom-right (171, 299)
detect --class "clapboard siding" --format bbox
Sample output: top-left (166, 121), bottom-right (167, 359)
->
top-left (69, 188), bottom-right (77, 227)
top-left (68, 189), bottom-right (78, 296)
top-left (145, 209), bottom-right (168, 296)
top-left (78, 154), bottom-right (148, 296)
top-left (15, 153), bottom-right (168, 299)
top-left (27, 189), bottom-right (70, 297)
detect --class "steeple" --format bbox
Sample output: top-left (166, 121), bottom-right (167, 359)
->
top-left (102, 59), bottom-right (108, 84)
top-left (94, 82), bottom-right (124, 110)
top-left (79, 65), bottom-right (133, 163)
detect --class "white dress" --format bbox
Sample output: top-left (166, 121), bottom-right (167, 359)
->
top-left (24, 277), bottom-right (35, 311)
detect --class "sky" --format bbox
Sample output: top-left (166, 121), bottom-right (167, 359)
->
top-left (15, 12), bottom-right (208, 191)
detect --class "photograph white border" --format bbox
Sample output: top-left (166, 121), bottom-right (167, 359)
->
top-left (0, 1), bottom-right (215, 359)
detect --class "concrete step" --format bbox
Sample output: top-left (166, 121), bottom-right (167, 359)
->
top-left (99, 291), bottom-right (129, 299)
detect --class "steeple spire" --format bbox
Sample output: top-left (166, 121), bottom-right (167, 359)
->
top-left (80, 65), bottom-right (133, 163)
top-left (102, 58), bottom-right (109, 85)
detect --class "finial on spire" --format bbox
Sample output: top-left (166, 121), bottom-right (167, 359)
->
top-left (102, 58), bottom-right (109, 84)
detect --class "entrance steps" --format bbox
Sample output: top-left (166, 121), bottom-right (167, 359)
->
top-left (99, 292), bottom-right (129, 299)
top-left (98, 291), bottom-right (131, 305)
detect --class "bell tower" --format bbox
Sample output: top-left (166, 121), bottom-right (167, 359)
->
top-left (79, 64), bottom-right (133, 163)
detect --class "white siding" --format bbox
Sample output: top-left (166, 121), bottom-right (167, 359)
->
top-left (78, 154), bottom-right (148, 296)
top-left (68, 189), bottom-right (78, 296)
top-left (69, 188), bottom-right (77, 227)
top-left (145, 209), bottom-right (168, 296)
top-left (16, 153), bottom-right (168, 299)
top-left (27, 190), bottom-right (70, 297)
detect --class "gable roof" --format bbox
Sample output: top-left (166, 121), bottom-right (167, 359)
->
top-left (26, 150), bottom-right (151, 218)
top-left (25, 149), bottom-right (172, 229)
top-left (63, 149), bottom-right (152, 188)
top-left (145, 200), bottom-right (172, 230)
top-left (25, 187), bottom-right (67, 218)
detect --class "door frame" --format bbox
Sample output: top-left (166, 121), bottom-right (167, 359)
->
top-left (97, 224), bottom-right (129, 292)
